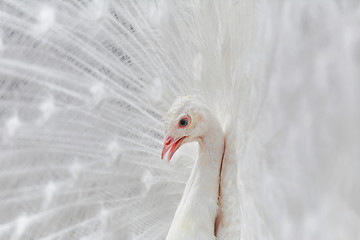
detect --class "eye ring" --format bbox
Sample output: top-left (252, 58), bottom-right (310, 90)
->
top-left (178, 115), bottom-right (191, 128)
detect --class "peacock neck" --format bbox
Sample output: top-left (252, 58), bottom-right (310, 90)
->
top-left (167, 118), bottom-right (224, 239)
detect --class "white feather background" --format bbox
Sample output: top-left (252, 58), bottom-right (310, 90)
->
top-left (0, 0), bottom-right (359, 239)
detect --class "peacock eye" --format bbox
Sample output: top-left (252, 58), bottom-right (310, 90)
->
top-left (178, 117), bottom-right (188, 128)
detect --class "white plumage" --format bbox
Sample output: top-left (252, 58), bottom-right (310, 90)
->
top-left (0, 1), bottom-right (359, 240)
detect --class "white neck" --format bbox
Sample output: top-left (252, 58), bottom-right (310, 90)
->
top-left (166, 117), bottom-right (224, 240)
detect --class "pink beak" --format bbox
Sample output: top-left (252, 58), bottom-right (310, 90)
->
top-left (161, 135), bottom-right (187, 162)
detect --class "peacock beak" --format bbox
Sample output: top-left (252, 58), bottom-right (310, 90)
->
top-left (161, 135), bottom-right (187, 162)
top-left (161, 136), bottom-right (173, 160)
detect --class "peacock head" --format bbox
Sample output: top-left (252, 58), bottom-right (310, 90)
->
top-left (161, 96), bottom-right (208, 162)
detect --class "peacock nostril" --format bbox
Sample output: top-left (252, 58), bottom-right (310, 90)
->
top-left (162, 136), bottom-right (174, 160)
top-left (164, 136), bottom-right (173, 146)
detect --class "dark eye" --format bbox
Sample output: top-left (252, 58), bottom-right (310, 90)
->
top-left (179, 118), bottom-right (188, 127)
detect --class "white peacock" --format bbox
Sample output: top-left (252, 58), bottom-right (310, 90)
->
top-left (161, 96), bottom-right (224, 239)
top-left (0, 1), bottom-right (359, 240)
